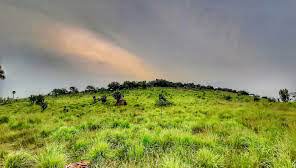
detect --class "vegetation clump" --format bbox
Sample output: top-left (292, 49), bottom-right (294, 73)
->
top-left (5, 151), bottom-right (35, 168)
top-left (29, 95), bottom-right (48, 111)
top-left (93, 96), bottom-right (97, 104)
top-left (69, 87), bottom-right (79, 94)
top-left (224, 95), bottom-right (232, 101)
top-left (0, 116), bottom-right (9, 124)
top-left (157, 93), bottom-right (172, 107)
top-left (101, 96), bottom-right (107, 104)
top-left (279, 89), bottom-right (290, 102)
top-left (108, 82), bottom-right (121, 91)
top-left (85, 85), bottom-right (96, 93)
top-left (51, 88), bottom-right (68, 96)
top-left (112, 91), bottom-right (127, 106)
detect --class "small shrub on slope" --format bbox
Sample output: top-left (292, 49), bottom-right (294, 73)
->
top-left (0, 116), bottom-right (9, 124)
top-left (157, 93), bottom-right (172, 107)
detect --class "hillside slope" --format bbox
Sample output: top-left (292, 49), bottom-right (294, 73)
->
top-left (0, 88), bottom-right (295, 167)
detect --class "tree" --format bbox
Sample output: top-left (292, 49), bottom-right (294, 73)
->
top-left (69, 86), bottom-right (79, 94)
top-left (0, 65), bottom-right (5, 80)
top-left (51, 88), bottom-right (68, 96)
top-left (86, 85), bottom-right (96, 92)
top-left (279, 89), bottom-right (290, 102)
top-left (12, 91), bottom-right (16, 99)
top-left (112, 91), bottom-right (127, 106)
top-left (108, 82), bottom-right (121, 91)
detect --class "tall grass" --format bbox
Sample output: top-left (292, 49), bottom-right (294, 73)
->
top-left (0, 88), bottom-right (295, 167)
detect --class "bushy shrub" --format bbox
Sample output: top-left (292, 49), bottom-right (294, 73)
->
top-left (156, 93), bottom-right (172, 107)
top-left (50, 88), bottom-right (68, 96)
top-left (108, 82), bottom-right (121, 91)
top-left (112, 91), bottom-right (127, 106)
top-left (93, 96), bottom-right (97, 103)
top-left (29, 95), bottom-right (48, 111)
top-left (85, 85), bottom-right (96, 92)
top-left (0, 116), bottom-right (9, 124)
top-left (69, 86), bottom-right (79, 94)
top-left (29, 95), bottom-right (45, 105)
top-left (224, 95), bottom-right (232, 101)
top-left (28, 95), bottom-right (36, 104)
top-left (112, 91), bottom-right (123, 101)
top-left (101, 96), bottom-right (107, 103)
top-left (238, 90), bottom-right (249, 96)
top-left (148, 79), bottom-right (174, 87)
top-left (41, 102), bottom-right (48, 111)
top-left (254, 96), bottom-right (261, 102)
top-left (279, 89), bottom-right (290, 102)
top-left (122, 81), bottom-right (138, 89)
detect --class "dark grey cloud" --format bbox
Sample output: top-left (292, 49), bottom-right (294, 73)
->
top-left (0, 0), bottom-right (295, 97)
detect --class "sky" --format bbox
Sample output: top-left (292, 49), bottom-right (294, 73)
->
top-left (0, 0), bottom-right (296, 98)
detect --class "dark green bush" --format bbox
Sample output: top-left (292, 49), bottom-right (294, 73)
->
top-left (279, 89), bottom-right (290, 102)
top-left (224, 95), bottom-right (232, 101)
top-left (156, 93), bottom-right (172, 107)
top-left (50, 88), bottom-right (68, 96)
top-left (108, 82), bottom-right (121, 91)
top-left (101, 96), bottom-right (107, 103)
top-left (85, 85), bottom-right (96, 92)
top-left (0, 116), bottom-right (9, 124)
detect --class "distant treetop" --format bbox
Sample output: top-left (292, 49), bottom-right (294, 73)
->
top-left (0, 65), bottom-right (5, 80)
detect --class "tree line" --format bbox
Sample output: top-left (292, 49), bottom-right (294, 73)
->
top-left (0, 65), bottom-right (295, 103)
top-left (48, 79), bottom-right (248, 96)
top-left (48, 79), bottom-right (279, 101)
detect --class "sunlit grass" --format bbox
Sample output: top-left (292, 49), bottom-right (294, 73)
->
top-left (0, 88), bottom-right (295, 167)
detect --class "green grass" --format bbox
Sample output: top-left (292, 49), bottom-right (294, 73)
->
top-left (0, 88), bottom-right (295, 167)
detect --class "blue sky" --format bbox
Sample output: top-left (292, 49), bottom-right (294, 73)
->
top-left (0, 0), bottom-right (296, 97)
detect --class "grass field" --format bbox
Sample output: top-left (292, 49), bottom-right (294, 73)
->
top-left (0, 88), bottom-right (295, 167)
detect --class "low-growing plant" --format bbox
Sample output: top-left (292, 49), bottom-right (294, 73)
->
top-left (93, 96), bottom-right (97, 104)
top-left (28, 95), bottom-right (48, 111)
top-left (87, 142), bottom-right (110, 165)
top-left (224, 95), bottom-right (232, 101)
top-left (0, 116), bottom-right (9, 124)
top-left (85, 85), bottom-right (96, 93)
top-left (5, 151), bottom-right (36, 168)
top-left (101, 96), bottom-right (107, 103)
top-left (254, 96), bottom-right (261, 102)
top-left (37, 145), bottom-right (66, 168)
top-left (194, 148), bottom-right (224, 167)
top-left (112, 91), bottom-right (127, 106)
top-left (157, 93), bottom-right (172, 107)
top-left (69, 86), bottom-right (79, 94)
top-left (41, 102), bottom-right (48, 111)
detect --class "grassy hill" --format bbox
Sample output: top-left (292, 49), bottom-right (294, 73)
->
top-left (0, 87), bottom-right (295, 167)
